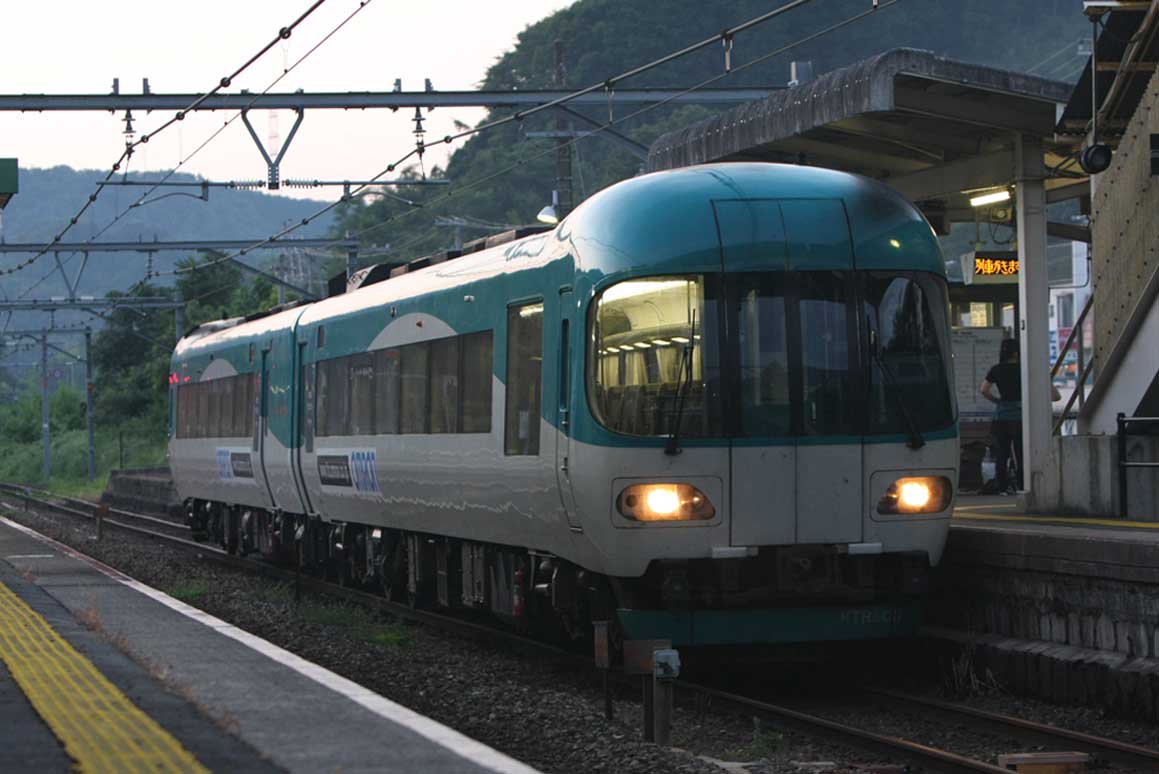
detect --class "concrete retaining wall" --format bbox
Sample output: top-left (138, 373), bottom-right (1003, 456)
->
top-left (931, 523), bottom-right (1159, 719)
top-left (100, 467), bottom-right (181, 518)
top-left (1041, 434), bottom-right (1159, 521)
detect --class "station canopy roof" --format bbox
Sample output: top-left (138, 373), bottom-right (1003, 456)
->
top-left (1056, 3), bottom-right (1159, 139)
top-left (646, 49), bottom-right (1080, 219)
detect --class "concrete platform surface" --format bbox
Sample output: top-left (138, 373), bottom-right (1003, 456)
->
top-left (0, 516), bottom-right (540, 774)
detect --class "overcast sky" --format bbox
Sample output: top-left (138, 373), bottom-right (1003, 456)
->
top-left (3, 0), bottom-right (575, 199)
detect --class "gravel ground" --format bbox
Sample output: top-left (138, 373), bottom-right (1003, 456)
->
top-left (4, 500), bottom-right (1157, 774)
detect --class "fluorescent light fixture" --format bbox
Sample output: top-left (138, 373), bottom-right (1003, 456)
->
top-left (969, 189), bottom-right (1011, 208)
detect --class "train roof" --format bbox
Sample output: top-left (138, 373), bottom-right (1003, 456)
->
top-left (176, 162), bottom-right (943, 357)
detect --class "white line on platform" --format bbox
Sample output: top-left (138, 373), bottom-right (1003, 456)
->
top-left (5, 554), bottom-right (56, 559)
top-left (0, 515), bottom-right (542, 774)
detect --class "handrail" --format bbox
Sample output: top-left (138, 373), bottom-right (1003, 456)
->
top-left (1117, 413), bottom-right (1159, 519)
top-left (1053, 356), bottom-right (1096, 435)
top-left (1051, 293), bottom-right (1094, 379)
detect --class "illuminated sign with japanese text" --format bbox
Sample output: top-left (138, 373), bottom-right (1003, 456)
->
top-left (974, 256), bottom-right (1019, 277)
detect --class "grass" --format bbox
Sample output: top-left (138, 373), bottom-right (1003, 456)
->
top-left (0, 424), bottom-right (167, 496)
top-left (167, 579), bottom-right (211, 602)
top-left (299, 601), bottom-right (411, 649)
top-left (722, 718), bottom-right (784, 762)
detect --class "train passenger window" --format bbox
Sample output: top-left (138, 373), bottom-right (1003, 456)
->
top-left (197, 381), bottom-right (210, 438)
top-left (220, 377), bottom-right (235, 437)
top-left (349, 354), bottom-right (375, 436)
top-left (373, 348), bottom-right (401, 434)
top-left (589, 276), bottom-right (718, 437)
top-left (505, 302), bottom-right (543, 455)
top-left (460, 331), bottom-right (493, 433)
top-left (400, 343), bottom-right (430, 434)
top-left (738, 276), bottom-right (791, 437)
top-left (208, 379), bottom-right (222, 438)
top-left (797, 272), bottom-right (858, 436)
top-left (429, 337), bottom-right (460, 433)
top-left (862, 272), bottom-right (954, 433)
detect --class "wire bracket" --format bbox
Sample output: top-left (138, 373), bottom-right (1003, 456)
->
top-left (241, 107), bottom-right (304, 189)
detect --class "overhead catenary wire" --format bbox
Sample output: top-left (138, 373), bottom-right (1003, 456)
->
top-left (0, 0), bottom-right (334, 280)
top-left (146, 0), bottom-right (899, 282)
top-left (10, 0), bottom-right (374, 319)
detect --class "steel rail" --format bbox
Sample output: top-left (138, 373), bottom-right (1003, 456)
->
top-left (0, 483), bottom-right (582, 663)
top-left (867, 687), bottom-right (1159, 770)
top-left (9, 484), bottom-right (1155, 771)
top-left (679, 681), bottom-right (1011, 773)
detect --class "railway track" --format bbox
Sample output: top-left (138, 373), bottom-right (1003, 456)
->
top-left (3, 483), bottom-right (1157, 773)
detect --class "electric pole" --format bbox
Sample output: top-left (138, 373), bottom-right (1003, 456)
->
top-left (554, 40), bottom-right (574, 219)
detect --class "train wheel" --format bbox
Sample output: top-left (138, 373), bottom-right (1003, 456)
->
top-left (380, 532), bottom-right (406, 603)
top-left (225, 508), bottom-right (239, 556)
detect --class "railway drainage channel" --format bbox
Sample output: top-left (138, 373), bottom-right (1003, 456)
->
top-left (3, 487), bottom-right (1159, 774)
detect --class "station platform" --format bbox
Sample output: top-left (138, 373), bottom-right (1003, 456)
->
top-left (0, 517), bottom-right (539, 774)
top-left (951, 495), bottom-right (1159, 584)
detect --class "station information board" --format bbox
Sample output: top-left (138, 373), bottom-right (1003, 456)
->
top-left (951, 326), bottom-right (1005, 418)
top-left (962, 250), bottom-right (1019, 285)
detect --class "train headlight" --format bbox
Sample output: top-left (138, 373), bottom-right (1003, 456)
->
top-left (618, 483), bottom-right (715, 522)
top-left (877, 476), bottom-right (952, 515)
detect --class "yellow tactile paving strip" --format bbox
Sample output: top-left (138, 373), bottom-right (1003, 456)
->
top-left (954, 507), bottom-right (1159, 530)
top-left (0, 580), bottom-right (209, 774)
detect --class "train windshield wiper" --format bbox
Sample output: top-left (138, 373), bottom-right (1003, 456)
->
top-left (868, 327), bottom-right (925, 450)
top-left (665, 311), bottom-right (696, 456)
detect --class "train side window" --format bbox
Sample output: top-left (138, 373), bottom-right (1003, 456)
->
top-left (373, 348), bottom-right (401, 434)
top-left (220, 377), bottom-right (235, 437)
top-left (505, 302), bottom-right (543, 455)
top-left (245, 373), bottom-right (257, 437)
top-left (429, 337), bottom-right (460, 433)
top-left (197, 381), bottom-right (210, 438)
top-left (460, 331), bottom-right (493, 433)
top-left (349, 354), bottom-right (375, 436)
top-left (400, 343), bottom-right (430, 433)
top-left (327, 358), bottom-right (351, 436)
top-left (316, 359), bottom-right (331, 437)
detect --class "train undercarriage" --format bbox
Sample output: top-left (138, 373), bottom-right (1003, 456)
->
top-left (185, 497), bottom-right (929, 649)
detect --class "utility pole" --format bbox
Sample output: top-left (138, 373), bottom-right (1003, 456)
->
top-left (346, 231), bottom-right (359, 281)
top-left (175, 285), bottom-right (185, 341)
top-left (553, 40), bottom-right (574, 219)
top-left (84, 329), bottom-right (95, 482)
top-left (40, 334), bottom-right (50, 479)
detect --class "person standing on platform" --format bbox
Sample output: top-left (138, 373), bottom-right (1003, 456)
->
top-left (979, 338), bottom-right (1059, 493)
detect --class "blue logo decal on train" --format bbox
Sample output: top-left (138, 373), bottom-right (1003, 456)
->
top-left (350, 450), bottom-right (381, 495)
top-left (216, 448), bottom-right (233, 480)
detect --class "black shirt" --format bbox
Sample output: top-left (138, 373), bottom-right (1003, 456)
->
top-left (985, 361), bottom-right (1021, 418)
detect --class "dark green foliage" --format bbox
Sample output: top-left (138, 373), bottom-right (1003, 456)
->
top-left (338, 0), bottom-right (1086, 264)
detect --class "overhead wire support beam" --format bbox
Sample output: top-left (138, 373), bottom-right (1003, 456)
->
top-left (0, 238), bottom-right (361, 253)
top-left (0, 88), bottom-right (782, 112)
top-left (0, 298), bottom-right (182, 311)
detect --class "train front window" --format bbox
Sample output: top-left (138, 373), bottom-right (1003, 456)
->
top-left (589, 275), bottom-right (720, 437)
top-left (863, 272), bottom-right (954, 433)
top-left (737, 275), bottom-right (791, 437)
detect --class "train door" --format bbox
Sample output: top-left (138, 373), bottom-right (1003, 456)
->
top-left (555, 287), bottom-right (581, 529)
top-left (780, 200), bottom-right (862, 544)
top-left (256, 346), bottom-right (277, 507)
top-left (714, 200), bottom-right (796, 546)
top-left (291, 340), bottom-right (315, 514)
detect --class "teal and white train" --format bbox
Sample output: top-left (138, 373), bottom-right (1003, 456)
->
top-left (170, 162), bottom-right (958, 648)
